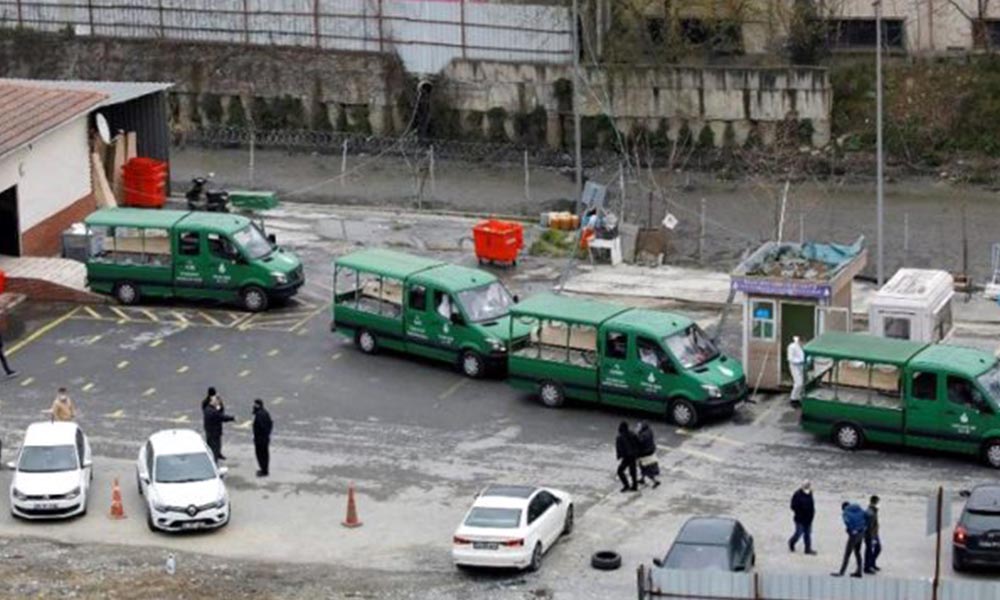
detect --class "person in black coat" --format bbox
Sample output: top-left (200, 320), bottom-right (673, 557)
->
top-left (252, 399), bottom-right (273, 477)
top-left (203, 396), bottom-right (234, 462)
top-left (615, 421), bottom-right (639, 493)
top-left (635, 422), bottom-right (661, 488)
top-left (788, 481), bottom-right (817, 554)
top-left (0, 330), bottom-right (17, 378)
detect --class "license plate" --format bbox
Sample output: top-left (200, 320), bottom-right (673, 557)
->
top-left (979, 541), bottom-right (1000, 548)
top-left (180, 522), bottom-right (201, 530)
top-left (36, 503), bottom-right (57, 510)
top-left (473, 542), bottom-right (499, 550)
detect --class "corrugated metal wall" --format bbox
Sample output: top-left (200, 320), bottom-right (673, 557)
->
top-left (0, 0), bottom-right (572, 74)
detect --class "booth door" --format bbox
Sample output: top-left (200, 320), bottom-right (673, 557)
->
top-left (816, 306), bottom-right (851, 336)
top-left (780, 303), bottom-right (815, 385)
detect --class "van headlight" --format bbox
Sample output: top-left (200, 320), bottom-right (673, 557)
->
top-left (487, 338), bottom-right (505, 352)
top-left (701, 384), bottom-right (722, 398)
top-left (271, 272), bottom-right (288, 284)
top-left (12, 488), bottom-right (27, 501)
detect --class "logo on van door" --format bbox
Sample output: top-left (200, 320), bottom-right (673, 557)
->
top-left (952, 412), bottom-right (976, 436)
top-left (602, 363), bottom-right (628, 390)
top-left (641, 371), bottom-right (662, 394)
top-left (212, 262), bottom-right (232, 286)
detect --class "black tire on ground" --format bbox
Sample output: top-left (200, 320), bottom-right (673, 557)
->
top-left (528, 543), bottom-right (543, 572)
top-left (114, 281), bottom-right (140, 306)
top-left (240, 286), bottom-right (269, 312)
top-left (539, 381), bottom-right (565, 408)
top-left (562, 504), bottom-right (574, 536)
top-left (356, 329), bottom-right (378, 354)
top-left (591, 550), bottom-right (622, 571)
top-left (833, 423), bottom-right (864, 451)
top-left (136, 473), bottom-right (143, 496)
top-left (670, 399), bottom-right (699, 428)
top-left (983, 439), bottom-right (1000, 469)
top-left (460, 350), bottom-right (485, 379)
top-left (146, 510), bottom-right (157, 532)
top-left (953, 553), bottom-right (966, 572)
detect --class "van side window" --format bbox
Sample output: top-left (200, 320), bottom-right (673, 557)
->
top-left (434, 291), bottom-right (455, 319)
top-left (912, 372), bottom-right (937, 400)
top-left (207, 233), bottom-right (237, 259)
top-left (409, 285), bottom-right (427, 311)
top-left (606, 331), bottom-right (628, 360)
top-left (637, 337), bottom-right (667, 369)
top-left (947, 375), bottom-right (981, 409)
top-left (179, 231), bottom-right (200, 256)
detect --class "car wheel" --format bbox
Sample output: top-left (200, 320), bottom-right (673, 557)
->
top-left (528, 543), bottom-right (543, 572)
top-left (591, 550), bottom-right (622, 570)
top-left (241, 286), bottom-right (269, 312)
top-left (833, 423), bottom-right (864, 451)
top-left (146, 510), bottom-right (157, 532)
top-left (136, 473), bottom-right (143, 497)
top-left (562, 504), bottom-right (574, 536)
top-left (460, 350), bottom-right (484, 379)
top-left (670, 399), bottom-right (698, 428)
top-left (221, 504), bottom-right (231, 528)
top-left (114, 281), bottom-right (140, 306)
top-left (983, 439), bottom-right (1000, 469)
top-left (539, 381), bottom-right (565, 408)
top-left (953, 552), bottom-right (966, 572)
top-left (356, 329), bottom-right (378, 354)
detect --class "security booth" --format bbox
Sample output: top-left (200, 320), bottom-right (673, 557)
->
top-left (730, 238), bottom-right (867, 390)
top-left (869, 268), bottom-right (954, 342)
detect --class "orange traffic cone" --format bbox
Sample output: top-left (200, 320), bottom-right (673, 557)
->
top-left (341, 483), bottom-right (362, 528)
top-left (109, 477), bottom-right (126, 520)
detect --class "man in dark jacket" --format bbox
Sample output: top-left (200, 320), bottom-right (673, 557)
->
top-left (788, 481), bottom-right (817, 555)
top-left (615, 421), bottom-right (639, 493)
top-left (864, 495), bottom-right (881, 574)
top-left (203, 396), bottom-right (234, 462)
top-left (252, 399), bottom-right (273, 477)
top-left (0, 330), bottom-right (17, 378)
top-left (832, 501), bottom-right (868, 578)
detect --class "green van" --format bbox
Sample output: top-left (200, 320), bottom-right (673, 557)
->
top-left (84, 208), bottom-right (304, 311)
top-left (800, 332), bottom-right (1000, 468)
top-left (507, 293), bottom-right (747, 427)
top-left (331, 248), bottom-right (532, 377)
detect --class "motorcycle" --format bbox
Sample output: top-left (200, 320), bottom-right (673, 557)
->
top-left (185, 173), bottom-right (230, 212)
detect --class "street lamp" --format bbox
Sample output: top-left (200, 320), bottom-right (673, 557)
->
top-left (874, 0), bottom-right (885, 286)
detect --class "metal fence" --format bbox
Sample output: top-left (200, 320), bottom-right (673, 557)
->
top-left (0, 0), bottom-right (572, 73)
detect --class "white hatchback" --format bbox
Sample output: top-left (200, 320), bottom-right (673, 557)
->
top-left (452, 484), bottom-right (573, 571)
top-left (136, 429), bottom-right (230, 533)
top-left (8, 421), bottom-right (92, 520)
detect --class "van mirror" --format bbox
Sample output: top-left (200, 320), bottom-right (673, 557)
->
top-left (450, 312), bottom-right (465, 326)
top-left (513, 294), bottom-right (520, 304)
top-left (5, 461), bottom-right (15, 471)
top-left (267, 233), bottom-right (277, 246)
top-left (652, 558), bottom-right (664, 568)
top-left (218, 466), bottom-right (229, 478)
top-left (659, 359), bottom-right (676, 374)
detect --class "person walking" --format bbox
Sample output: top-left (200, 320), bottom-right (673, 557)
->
top-left (0, 329), bottom-right (16, 379)
top-left (788, 481), bottom-right (817, 555)
top-left (864, 495), bottom-right (882, 574)
top-left (635, 422), bottom-right (661, 488)
top-left (203, 396), bottom-right (234, 462)
top-left (252, 399), bottom-right (273, 477)
top-left (787, 335), bottom-right (806, 405)
top-left (832, 501), bottom-right (868, 578)
top-left (615, 421), bottom-right (639, 493)
top-left (51, 388), bottom-right (76, 422)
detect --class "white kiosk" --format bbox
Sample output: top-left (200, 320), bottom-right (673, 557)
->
top-left (869, 268), bottom-right (954, 342)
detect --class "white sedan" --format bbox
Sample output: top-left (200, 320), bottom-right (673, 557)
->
top-left (136, 429), bottom-right (230, 532)
top-left (452, 484), bottom-right (573, 571)
top-left (8, 422), bottom-right (92, 520)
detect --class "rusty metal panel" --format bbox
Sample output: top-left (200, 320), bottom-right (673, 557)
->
top-left (649, 569), bottom-right (754, 599)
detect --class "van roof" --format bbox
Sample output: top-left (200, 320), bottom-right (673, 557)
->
top-left (512, 292), bottom-right (629, 326)
top-left (408, 264), bottom-right (497, 292)
top-left (335, 248), bottom-right (444, 280)
top-left (804, 332), bottom-right (927, 366)
top-left (23, 421), bottom-right (79, 446)
top-left (605, 309), bottom-right (693, 337)
top-left (910, 344), bottom-right (996, 377)
top-left (85, 208), bottom-right (251, 234)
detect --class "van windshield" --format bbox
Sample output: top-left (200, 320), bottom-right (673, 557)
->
top-left (233, 225), bottom-right (272, 260)
top-left (456, 282), bottom-right (514, 323)
top-left (664, 325), bottom-right (719, 369)
top-left (976, 364), bottom-right (1000, 407)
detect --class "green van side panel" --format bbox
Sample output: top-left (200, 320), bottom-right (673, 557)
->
top-left (800, 397), bottom-right (906, 446)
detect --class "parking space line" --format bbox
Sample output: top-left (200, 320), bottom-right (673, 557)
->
top-left (303, 373), bottom-right (314, 383)
top-left (208, 344), bottom-right (222, 352)
top-left (235, 419), bottom-right (253, 430)
top-left (198, 311), bottom-right (224, 327)
top-left (674, 429), bottom-right (745, 447)
top-left (332, 353), bottom-right (342, 361)
top-left (752, 397), bottom-right (784, 426)
top-left (438, 378), bottom-right (469, 401)
top-left (117, 360), bottom-right (130, 370)
top-left (149, 339), bottom-right (163, 348)
top-left (110, 307), bottom-right (131, 321)
top-left (81, 382), bottom-right (94, 392)
top-left (289, 302), bottom-right (330, 333)
top-left (177, 365), bottom-right (189, 374)
top-left (142, 387), bottom-right (156, 397)
top-left (273, 397), bottom-right (285, 405)
top-left (86, 334), bottom-right (103, 345)
top-left (139, 309), bottom-right (159, 322)
top-left (82, 306), bottom-right (102, 319)
top-left (106, 409), bottom-right (125, 419)
top-left (267, 349), bottom-right (280, 357)
top-left (170, 414), bottom-right (190, 424)
top-left (678, 447), bottom-right (723, 463)
top-left (20, 377), bottom-right (34, 387)
top-left (54, 356), bottom-right (67, 365)
top-left (238, 369), bottom-right (251, 377)
top-left (7, 307), bottom-right (79, 356)
top-left (170, 311), bottom-right (190, 325)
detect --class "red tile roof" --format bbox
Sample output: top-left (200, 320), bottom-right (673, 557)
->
top-left (0, 83), bottom-right (107, 159)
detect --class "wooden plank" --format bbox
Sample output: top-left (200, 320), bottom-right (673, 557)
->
top-left (110, 134), bottom-right (126, 203)
top-left (91, 152), bottom-right (116, 208)
top-left (125, 131), bottom-right (137, 161)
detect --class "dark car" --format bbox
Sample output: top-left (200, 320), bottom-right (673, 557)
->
top-left (653, 517), bottom-right (755, 572)
top-left (953, 484), bottom-right (1000, 571)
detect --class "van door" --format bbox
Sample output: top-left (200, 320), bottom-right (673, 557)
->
top-left (404, 283), bottom-right (435, 358)
top-left (599, 329), bottom-right (636, 408)
top-left (420, 289), bottom-right (463, 362)
top-left (905, 370), bottom-right (981, 453)
top-left (205, 232), bottom-right (253, 300)
top-left (629, 336), bottom-right (680, 413)
top-left (173, 229), bottom-right (206, 298)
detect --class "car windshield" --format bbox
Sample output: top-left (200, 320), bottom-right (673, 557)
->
top-left (976, 364), bottom-right (1000, 407)
top-left (456, 282), bottom-right (514, 323)
top-left (18, 445), bottom-right (78, 473)
top-left (664, 544), bottom-right (731, 570)
top-left (664, 325), bottom-right (719, 369)
top-left (464, 507), bottom-right (521, 529)
top-left (155, 452), bottom-right (217, 483)
top-left (966, 511), bottom-right (1000, 531)
top-left (233, 225), bottom-right (272, 260)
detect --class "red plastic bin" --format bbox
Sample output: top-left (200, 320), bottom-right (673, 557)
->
top-left (473, 219), bottom-right (523, 266)
top-left (122, 157), bottom-right (168, 208)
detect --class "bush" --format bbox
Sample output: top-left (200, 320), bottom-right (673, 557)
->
top-left (486, 108), bottom-right (509, 142)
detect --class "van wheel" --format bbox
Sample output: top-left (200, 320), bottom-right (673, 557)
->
top-left (539, 381), bottom-right (565, 408)
top-left (670, 399), bottom-right (698, 428)
top-left (114, 282), bottom-right (140, 305)
top-left (833, 423), bottom-right (863, 451)
top-left (983, 439), bottom-right (1000, 469)
top-left (356, 329), bottom-right (378, 354)
top-left (460, 350), bottom-right (484, 379)
top-left (241, 286), bottom-right (269, 312)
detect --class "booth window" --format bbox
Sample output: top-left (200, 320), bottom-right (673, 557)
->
top-left (883, 316), bottom-right (911, 340)
top-left (750, 301), bottom-right (776, 340)
top-left (934, 303), bottom-right (953, 342)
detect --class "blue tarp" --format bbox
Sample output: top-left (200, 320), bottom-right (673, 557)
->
top-left (801, 235), bottom-right (865, 269)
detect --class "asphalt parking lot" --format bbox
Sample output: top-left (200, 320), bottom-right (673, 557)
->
top-left (0, 273), bottom-right (998, 597)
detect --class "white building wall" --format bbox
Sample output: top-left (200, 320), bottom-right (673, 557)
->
top-left (0, 116), bottom-right (91, 234)
top-left (831, 0), bottom-right (1000, 52)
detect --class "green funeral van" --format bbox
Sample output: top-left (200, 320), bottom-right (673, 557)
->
top-left (507, 293), bottom-right (748, 427)
top-left (331, 248), bottom-right (532, 377)
top-left (800, 332), bottom-right (1000, 468)
top-left (84, 208), bottom-right (304, 311)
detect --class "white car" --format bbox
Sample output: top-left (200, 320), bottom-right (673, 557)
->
top-left (136, 429), bottom-right (230, 532)
top-left (8, 421), bottom-right (92, 520)
top-left (452, 484), bottom-right (573, 571)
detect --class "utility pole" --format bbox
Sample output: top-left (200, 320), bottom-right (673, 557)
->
top-left (571, 0), bottom-right (583, 205)
top-left (875, 0), bottom-right (885, 286)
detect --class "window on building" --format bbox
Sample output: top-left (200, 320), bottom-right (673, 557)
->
top-left (883, 316), bottom-right (912, 340)
top-left (973, 20), bottom-right (1000, 48)
top-left (825, 18), bottom-right (905, 50)
top-left (679, 18), bottom-right (743, 54)
top-left (750, 300), bottom-right (776, 340)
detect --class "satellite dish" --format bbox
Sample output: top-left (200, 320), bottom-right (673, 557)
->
top-left (95, 113), bottom-right (111, 145)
